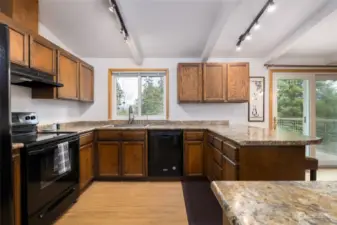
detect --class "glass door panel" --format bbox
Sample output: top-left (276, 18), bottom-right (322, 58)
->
top-left (315, 77), bottom-right (337, 167)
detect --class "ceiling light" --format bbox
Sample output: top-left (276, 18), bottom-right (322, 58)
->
top-left (253, 22), bottom-right (261, 30)
top-left (109, 6), bottom-right (115, 13)
top-left (267, 1), bottom-right (276, 13)
top-left (245, 33), bottom-right (252, 41)
top-left (236, 45), bottom-right (241, 52)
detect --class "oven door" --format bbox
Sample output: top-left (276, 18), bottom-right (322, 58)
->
top-left (26, 137), bottom-right (79, 216)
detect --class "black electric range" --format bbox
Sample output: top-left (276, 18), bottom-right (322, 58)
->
top-left (12, 112), bottom-right (80, 225)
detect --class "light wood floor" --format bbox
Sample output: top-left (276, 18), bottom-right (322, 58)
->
top-left (55, 182), bottom-right (189, 225)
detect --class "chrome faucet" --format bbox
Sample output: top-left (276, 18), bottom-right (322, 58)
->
top-left (128, 106), bottom-right (134, 124)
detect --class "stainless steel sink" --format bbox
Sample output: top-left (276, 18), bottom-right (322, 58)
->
top-left (111, 124), bottom-right (148, 128)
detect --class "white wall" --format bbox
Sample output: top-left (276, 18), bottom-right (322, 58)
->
top-left (82, 58), bottom-right (269, 127)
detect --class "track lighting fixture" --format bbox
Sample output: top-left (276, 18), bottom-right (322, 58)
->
top-left (108, 0), bottom-right (130, 45)
top-left (235, 0), bottom-right (277, 51)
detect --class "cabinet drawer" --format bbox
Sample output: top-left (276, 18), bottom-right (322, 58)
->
top-left (213, 137), bottom-right (222, 150)
top-left (207, 133), bottom-right (214, 144)
top-left (213, 147), bottom-right (222, 166)
top-left (213, 161), bottom-right (223, 180)
top-left (97, 131), bottom-right (122, 141)
top-left (222, 141), bottom-right (238, 162)
top-left (122, 131), bottom-right (146, 141)
top-left (222, 155), bottom-right (239, 181)
top-left (80, 132), bottom-right (93, 146)
top-left (184, 131), bottom-right (204, 141)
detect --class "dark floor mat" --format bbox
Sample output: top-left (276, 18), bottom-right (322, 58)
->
top-left (181, 181), bottom-right (222, 225)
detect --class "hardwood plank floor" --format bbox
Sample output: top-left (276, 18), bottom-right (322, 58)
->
top-left (55, 182), bottom-right (189, 225)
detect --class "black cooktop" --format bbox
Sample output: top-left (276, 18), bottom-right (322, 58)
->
top-left (12, 132), bottom-right (76, 147)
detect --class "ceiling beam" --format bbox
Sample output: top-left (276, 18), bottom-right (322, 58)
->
top-left (265, 0), bottom-right (337, 63)
top-left (200, 0), bottom-right (242, 62)
top-left (115, 0), bottom-right (143, 65)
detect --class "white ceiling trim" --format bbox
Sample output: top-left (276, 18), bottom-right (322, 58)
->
top-left (266, 0), bottom-right (337, 63)
top-left (201, 0), bottom-right (242, 62)
top-left (116, 0), bottom-right (143, 65)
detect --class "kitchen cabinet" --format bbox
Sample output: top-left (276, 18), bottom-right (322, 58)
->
top-left (178, 63), bottom-right (203, 103)
top-left (79, 63), bottom-right (94, 102)
top-left (79, 143), bottom-right (94, 190)
top-left (57, 50), bottom-right (79, 100)
top-left (184, 141), bottom-right (203, 176)
top-left (222, 155), bottom-right (238, 181)
top-left (29, 35), bottom-right (57, 75)
top-left (227, 63), bottom-right (249, 102)
top-left (0, 0), bottom-right (38, 33)
top-left (9, 26), bottom-right (29, 66)
top-left (12, 151), bottom-right (21, 225)
top-left (122, 142), bottom-right (145, 177)
top-left (97, 142), bottom-right (120, 177)
top-left (203, 63), bottom-right (227, 102)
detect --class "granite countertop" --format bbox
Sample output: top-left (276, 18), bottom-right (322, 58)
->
top-left (211, 181), bottom-right (337, 225)
top-left (57, 124), bottom-right (321, 146)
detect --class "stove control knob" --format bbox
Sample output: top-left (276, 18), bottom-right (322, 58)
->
top-left (25, 116), bottom-right (30, 120)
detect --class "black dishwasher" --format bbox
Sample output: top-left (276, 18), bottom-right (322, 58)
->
top-left (148, 130), bottom-right (183, 176)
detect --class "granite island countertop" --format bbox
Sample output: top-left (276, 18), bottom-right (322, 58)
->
top-left (54, 124), bottom-right (322, 146)
top-left (211, 181), bottom-right (337, 225)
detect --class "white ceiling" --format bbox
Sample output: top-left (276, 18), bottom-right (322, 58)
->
top-left (39, 0), bottom-right (337, 61)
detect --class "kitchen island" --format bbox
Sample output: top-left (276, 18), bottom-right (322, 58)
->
top-left (211, 181), bottom-right (337, 225)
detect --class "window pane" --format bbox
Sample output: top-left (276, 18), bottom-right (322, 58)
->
top-left (141, 76), bottom-right (164, 116)
top-left (116, 77), bottom-right (139, 116)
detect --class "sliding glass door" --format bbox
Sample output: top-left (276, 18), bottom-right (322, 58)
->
top-left (272, 72), bottom-right (337, 167)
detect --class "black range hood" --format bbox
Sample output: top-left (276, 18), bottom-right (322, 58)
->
top-left (10, 63), bottom-right (64, 88)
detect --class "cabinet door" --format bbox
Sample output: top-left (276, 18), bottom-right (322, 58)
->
top-left (178, 63), bottom-right (203, 102)
top-left (29, 35), bottom-right (57, 75)
top-left (12, 0), bottom-right (38, 33)
top-left (97, 142), bottom-right (120, 177)
top-left (184, 141), bottom-right (203, 176)
top-left (222, 156), bottom-right (238, 180)
top-left (87, 144), bottom-right (94, 181)
top-left (12, 153), bottom-right (21, 225)
top-left (203, 63), bottom-right (227, 102)
top-left (9, 26), bottom-right (29, 66)
top-left (57, 51), bottom-right (79, 100)
top-left (79, 145), bottom-right (88, 190)
top-left (122, 142), bottom-right (145, 177)
top-left (227, 63), bottom-right (249, 102)
top-left (79, 63), bottom-right (94, 102)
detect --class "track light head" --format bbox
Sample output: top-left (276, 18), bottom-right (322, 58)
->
top-left (267, 0), bottom-right (276, 13)
top-left (109, 6), bottom-right (115, 13)
top-left (236, 44), bottom-right (241, 52)
top-left (245, 33), bottom-right (252, 41)
top-left (253, 22), bottom-right (261, 30)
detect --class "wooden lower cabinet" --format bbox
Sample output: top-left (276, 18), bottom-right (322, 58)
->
top-left (79, 143), bottom-right (94, 190)
top-left (222, 155), bottom-right (238, 181)
top-left (184, 141), bottom-right (203, 176)
top-left (97, 142), bottom-right (120, 177)
top-left (12, 152), bottom-right (21, 225)
top-left (122, 142), bottom-right (145, 177)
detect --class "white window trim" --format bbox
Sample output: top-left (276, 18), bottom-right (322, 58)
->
top-left (112, 71), bottom-right (167, 120)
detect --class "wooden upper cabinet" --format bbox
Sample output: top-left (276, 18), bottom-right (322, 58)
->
top-left (97, 142), bottom-right (120, 177)
top-left (79, 63), bottom-right (94, 102)
top-left (29, 35), bottom-right (57, 75)
top-left (178, 63), bottom-right (203, 102)
top-left (203, 63), bottom-right (227, 102)
top-left (57, 50), bottom-right (79, 100)
top-left (122, 142), bottom-right (145, 177)
top-left (184, 141), bottom-right (203, 176)
top-left (227, 63), bottom-right (249, 102)
top-left (9, 26), bottom-right (29, 66)
top-left (0, 0), bottom-right (38, 33)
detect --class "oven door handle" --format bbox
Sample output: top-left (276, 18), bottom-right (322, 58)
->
top-left (28, 146), bottom-right (57, 156)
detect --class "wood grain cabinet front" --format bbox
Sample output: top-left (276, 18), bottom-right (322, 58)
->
top-left (12, 152), bottom-right (21, 225)
top-left (97, 142), bottom-right (120, 177)
top-left (203, 63), bottom-right (227, 102)
top-left (184, 141), bottom-right (204, 176)
top-left (29, 35), bottom-right (57, 75)
top-left (178, 63), bottom-right (203, 102)
top-left (227, 63), bottom-right (249, 102)
top-left (79, 143), bottom-right (94, 191)
top-left (79, 63), bottom-right (94, 102)
top-left (122, 142), bottom-right (145, 177)
top-left (9, 26), bottom-right (29, 66)
top-left (57, 50), bottom-right (80, 100)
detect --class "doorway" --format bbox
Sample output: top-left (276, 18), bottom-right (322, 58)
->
top-left (270, 70), bottom-right (337, 167)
